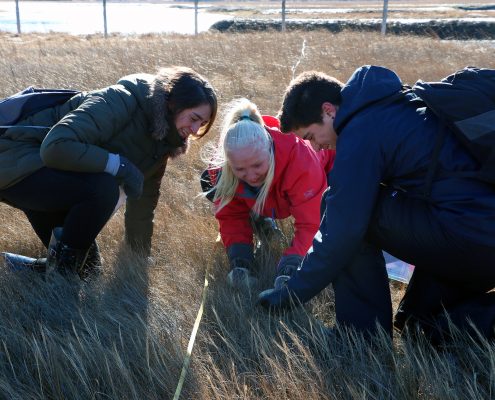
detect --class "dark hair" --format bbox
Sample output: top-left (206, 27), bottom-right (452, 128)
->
top-left (164, 67), bottom-right (218, 139)
top-left (278, 71), bottom-right (343, 133)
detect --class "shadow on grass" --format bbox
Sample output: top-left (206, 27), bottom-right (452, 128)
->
top-left (0, 245), bottom-right (185, 399)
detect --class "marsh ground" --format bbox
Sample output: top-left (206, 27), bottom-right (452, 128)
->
top-left (0, 28), bottom-right (494, 399)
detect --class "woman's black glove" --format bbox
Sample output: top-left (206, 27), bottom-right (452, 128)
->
top-left (274, 254), bottom-right (304, 290)
top-left (116, 156), bottom-right (144, 199)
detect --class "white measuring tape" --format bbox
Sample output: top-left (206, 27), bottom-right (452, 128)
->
top-left (173, 268), bottom-right (209, 400)
top-left (173, 235), bottom-right (222, 399)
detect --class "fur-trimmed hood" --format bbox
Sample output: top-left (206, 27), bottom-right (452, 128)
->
top-left (119, 73), bottom-right (188, 158)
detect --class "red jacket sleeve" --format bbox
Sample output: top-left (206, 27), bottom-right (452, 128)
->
top-left (214, 194), bottom-right (254, 249)
top-left (317, 149), bottom-right (336, 175)
top-left (281, 144), bottom-right (328, 257)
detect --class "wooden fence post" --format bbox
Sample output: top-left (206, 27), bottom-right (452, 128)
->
top-left (102, 0), bottom-right (108, 37)
top-left (381, 0), bottom-right (389, 35)
top-left (194, 0), bottom-right (199, 35)
top-left (281, 0), bottom-right (286, 32)
top-left (15, 0), bottom-right (21, 34)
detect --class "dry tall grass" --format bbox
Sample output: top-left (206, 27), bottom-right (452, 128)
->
top-left (0, 30), bottom-right (494, 399)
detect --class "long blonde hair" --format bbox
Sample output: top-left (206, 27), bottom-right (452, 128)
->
top-left (209, 98), bottom-right (275, 215)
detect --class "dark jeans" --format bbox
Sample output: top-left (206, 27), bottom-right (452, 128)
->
top-left (333, 187), bottom-right (495, 337)
top-left (0, 168), bottom-right (120, 250)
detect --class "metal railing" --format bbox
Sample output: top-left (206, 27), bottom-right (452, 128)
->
top-left (12, 0), bottom-right (208, 36)
top-left (11, 1), bottom-right (391, 37)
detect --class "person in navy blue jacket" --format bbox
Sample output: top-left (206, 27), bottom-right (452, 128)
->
top-left (258, 65), bottom-right (495, 342)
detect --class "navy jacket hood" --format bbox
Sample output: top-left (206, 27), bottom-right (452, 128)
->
top-left (335, 65), bottom-right (403, 134)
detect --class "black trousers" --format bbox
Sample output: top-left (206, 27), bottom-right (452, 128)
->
top-left (333, 188), bottom-right (495, 337)
top-left (0, 168), bottom-right (120, 250)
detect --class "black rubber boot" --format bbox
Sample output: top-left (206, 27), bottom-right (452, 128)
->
top-left (2, 241), bottom-right (101, 280)
top-left (47, 242), bottom-right (89, 277)
top-left (46, 227), bottom-right (89, 278)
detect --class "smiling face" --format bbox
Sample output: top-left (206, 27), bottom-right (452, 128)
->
top-left (293, 102), bottom-right (338, 151)
top-left (174, 103), bottom-right (212, 141)
top-left (227, 146), bottom-right (270, 188)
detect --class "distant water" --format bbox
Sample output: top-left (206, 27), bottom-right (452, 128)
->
top-left (0, 1), bottom-right (230, 35)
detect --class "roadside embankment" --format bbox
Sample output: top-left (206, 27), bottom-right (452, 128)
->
top-left (210, 18), bottom-right (495, 40)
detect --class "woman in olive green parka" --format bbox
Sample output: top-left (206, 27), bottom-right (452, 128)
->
top-left (0, 66), bottom-right (217, 278)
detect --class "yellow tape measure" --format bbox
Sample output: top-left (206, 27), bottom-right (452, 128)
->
top-left (173, 234), bottom-right (221, 399)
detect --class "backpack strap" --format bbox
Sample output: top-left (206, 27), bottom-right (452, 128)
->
top-left (0, 87), bottom-right (80, 130)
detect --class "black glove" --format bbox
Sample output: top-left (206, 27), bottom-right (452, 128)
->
top-left (277, 254), bottom-right (303, 273)
top-left (257, 285), bottom-right (301, 312)
top-left (230, 257), bottom-right (254, 271)
top-left (115, 156), bottom-right (144, 199)
top-left (274, 254), bottom-right (304, 289)
top-left (228, 257), bottom-right (258, 288)
top-left (250, 214), bottom-right (283, 240)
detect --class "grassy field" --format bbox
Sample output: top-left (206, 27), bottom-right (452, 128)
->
top-left (0, 29), bottom-right (494, 399)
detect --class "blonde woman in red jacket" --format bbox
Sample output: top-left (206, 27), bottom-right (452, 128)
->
top-left (202, 98), bottom-right (334, 288)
